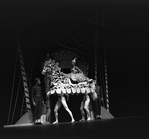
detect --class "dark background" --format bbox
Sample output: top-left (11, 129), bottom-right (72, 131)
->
top-left (1, 0), bottom-right (149, 127)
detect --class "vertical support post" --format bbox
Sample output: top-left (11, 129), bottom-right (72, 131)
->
top-left (90, 11), bottom-right (98, 120)
top-left (94, 31), bottom-right (98, 82)
top-left (94, 11), bottom-right (98, 83)
top-left (104, 52), bottom-right (109, 112)
top-left (14, 21), bottom-right (32, 120)
top-left (18, 42), bottom-right (31, 111)
top-left (102, 3), bottom-right (109, 112)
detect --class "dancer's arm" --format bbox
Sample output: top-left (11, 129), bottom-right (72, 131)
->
top-left (31, 87), bottom-right (36, 106)
top-left (75, 66), bottom-right (83, 73)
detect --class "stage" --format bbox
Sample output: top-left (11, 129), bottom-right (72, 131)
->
top-left (2, 116), bottom-right (149, 139)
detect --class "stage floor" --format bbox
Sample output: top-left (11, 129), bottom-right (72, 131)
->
top-left (2, 116), bottom-right (149, 139)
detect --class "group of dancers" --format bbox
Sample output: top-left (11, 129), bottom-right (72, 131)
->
top-left (31, 58), bottom-right (102, 125)
top-left (31, 77), bottom-right (102, 125)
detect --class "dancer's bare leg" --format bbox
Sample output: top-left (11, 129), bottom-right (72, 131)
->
top-left (61, 96), bottom-right (75, 122)
top-left (84, 94), bottom-right (91, 121)
top-left (80, 101), bottom-right (85, 121)
top-left (53, 99), bottom-right (61, 124)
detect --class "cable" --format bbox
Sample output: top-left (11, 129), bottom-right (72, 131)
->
top-left (7, 47), bottom-right (18, 125)
top-left (47, 23), bottom-right (68, 42)
top-left (20, 93), bottom-right (25, 118)
top-left (56, 28), bottom-right (73, 42)
top-left (7, 2), bottom-right (19, 125)
top-left (75, 34), bottom-right (102, 50)
top-left (11, 74), bottom-right (21, 124)
top-left (42, 25), bottom-right (105, 63)
top-left (66, 26), bottom-right (83, 46)
top-left (79, 42), bottom-right (95, 50)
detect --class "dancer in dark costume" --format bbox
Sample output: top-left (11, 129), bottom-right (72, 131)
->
top-left (31, 78), bottom-right (44, 124)
top-left (91, 81), bottom-right (102, 119)
top-left (44, 73), bottom-right (51, 124)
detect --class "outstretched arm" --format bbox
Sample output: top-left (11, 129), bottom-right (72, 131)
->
top-left (74, 66), bottom-right (83, 74)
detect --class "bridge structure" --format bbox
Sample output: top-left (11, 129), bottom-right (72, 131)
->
top-left (6, 0), bottom-right (113, 127)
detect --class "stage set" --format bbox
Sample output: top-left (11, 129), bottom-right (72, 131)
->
top-left (3, 56), bottom-right (149, 139)
top-left (3, 51), bottom-right (149, 139)
top-left (3, 2), bottom-right (149, 138)
top-left (6, 56), bottom-right (114, 126)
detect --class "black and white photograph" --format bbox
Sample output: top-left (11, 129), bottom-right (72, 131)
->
top-left (1, 0), bottom-right (149, 138)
